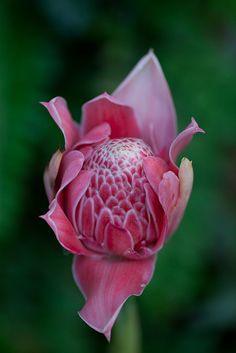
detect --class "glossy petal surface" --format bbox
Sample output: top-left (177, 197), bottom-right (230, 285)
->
top-left (113, 51), bottom-right (177, 154)
top-left (75, 122), bottom-right (111, 147)
top-left (143, 156), bottom-right (168, 192)
top-left (73, 254), bottom-right (156, 340)
top-left (41, 97), bottom-right (79, 150)
top-left (82, 93), bottom-right (140, 139)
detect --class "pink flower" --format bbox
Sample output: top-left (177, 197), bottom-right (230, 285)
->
top-left (41, 51), bottom-right (204, 340)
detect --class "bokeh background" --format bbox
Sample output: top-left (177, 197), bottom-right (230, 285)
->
top-left (1, 0), bottom-right (236, 352)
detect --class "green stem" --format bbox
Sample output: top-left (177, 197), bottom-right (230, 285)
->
top-left (108, 299), bottom-right (142, 353)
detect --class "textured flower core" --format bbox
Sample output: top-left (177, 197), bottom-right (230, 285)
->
top-left (76, 138), bottom-right (155, 250)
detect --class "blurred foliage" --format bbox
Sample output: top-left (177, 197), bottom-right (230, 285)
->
top-left (0, 0), bottom-right (236, 352)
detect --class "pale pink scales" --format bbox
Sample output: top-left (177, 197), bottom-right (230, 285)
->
top-left (76, 138), bottom-right (154, 250)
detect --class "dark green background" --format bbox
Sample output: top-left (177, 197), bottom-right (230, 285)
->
top-left (0, 0), bottom-right (236, 352)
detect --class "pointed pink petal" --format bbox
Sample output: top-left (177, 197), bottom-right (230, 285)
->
top-left (169, 118), bottom-right (205, 170)
top-left (113, 51), bottom-right (177, 154)
top-left (41, 201), bottom-right (90, 255)
top-left (75, 122), bottom-right (111, 148)
top-left (143, 156), bottom-right (168, 192)
top-left (82, 93), bottom-right (140, 139)
top-left (72, 254), bottom-right (156, 339)
top-left (104, 223), bottom-right (134, 256)
top-left (43, 150), bottom-right (63, 202)
top-left (165, 158), bottom-right (193, 237)
top-left (41, 97), bottom-right (79, 150)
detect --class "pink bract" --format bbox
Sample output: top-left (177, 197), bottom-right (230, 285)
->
top-left (41, 51), bottom-right (204, 340)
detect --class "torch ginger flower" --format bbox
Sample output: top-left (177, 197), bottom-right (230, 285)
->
top-left (41, 51), bottom-right (204, 341)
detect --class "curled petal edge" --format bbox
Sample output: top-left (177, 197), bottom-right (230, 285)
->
top-left (169, 117), bottom-right (205, 171)
top-left (41, 97), bottom-right (80, 150)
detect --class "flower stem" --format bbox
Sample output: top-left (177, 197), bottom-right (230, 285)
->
top-left (108, 299), bottom-right (142, 353)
